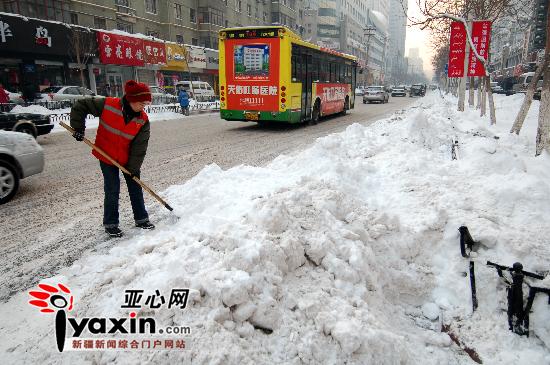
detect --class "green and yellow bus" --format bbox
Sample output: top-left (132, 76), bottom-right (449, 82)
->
top-left (219, 26), bottom-right (358, 124)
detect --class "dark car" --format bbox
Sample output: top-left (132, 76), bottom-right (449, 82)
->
top-left (409, 84), bottom-right (425, 97)
top-left (0, 112), bottom-right (54, 138)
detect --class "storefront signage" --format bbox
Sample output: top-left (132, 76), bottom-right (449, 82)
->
top-left (467, 20), bottom-right (492, 77)
top-left (186, 46), bottom-right (207, 69)
top-left (205, 49), bottom-right (219, 70)
top-left (162, 43), bottom-right (188, 71)
top-left (0, 14), bottom-right (92, 56)
top-left (97, 31), bottom-right (145, 67)
top-left (143, 39), bottom-right (167, 65)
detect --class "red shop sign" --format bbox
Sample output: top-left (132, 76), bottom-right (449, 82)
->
top-left (97, 31), bottom-right (145, 67)
top-left (467, 21), bottom-right (492, 77)
top-left (143, 40), bottom-right (167, 65)
top-left (447, 22), bottom-right (467, 78)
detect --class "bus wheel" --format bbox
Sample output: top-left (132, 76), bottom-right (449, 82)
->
top-left (310, 101), bottom-right (320, 125)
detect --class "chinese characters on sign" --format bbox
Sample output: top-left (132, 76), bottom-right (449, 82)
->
top-left (121, 289), bottom-right (190, 310)
top-left (227, 85), bottom-right (278, 96)
top-left (97, 32), bottom-right (167, 67)
top-left (447, 21), bottom-right (467, 78)
top-left (0, 20), bottom-right (13, 43)
top-left (316, 84), bottom-right (350, 115)
top-left (467, 21), bottom-right (492, 77)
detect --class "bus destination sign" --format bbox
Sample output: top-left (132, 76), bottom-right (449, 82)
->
top-left (226, 29), bottom-right (279, 39)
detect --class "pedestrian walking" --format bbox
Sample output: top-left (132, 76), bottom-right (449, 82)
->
top-left (70, 80), bottom-right (155, 238)
top-left (178, 87), bottom-right (190, 116)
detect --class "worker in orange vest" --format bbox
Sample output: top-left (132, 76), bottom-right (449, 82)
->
top-left (70, 80), bottom-right (155, 238)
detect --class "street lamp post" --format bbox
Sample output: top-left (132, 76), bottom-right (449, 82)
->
top-left (363, 25), bottom-right (376, 86)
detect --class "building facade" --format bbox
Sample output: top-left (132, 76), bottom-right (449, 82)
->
top-left (386, 0), bottom-right (407, 84)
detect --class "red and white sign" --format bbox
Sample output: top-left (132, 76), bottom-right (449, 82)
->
top-left (315, 83), bottom-right (350, 115)
top-left (224, 37), bottom-right (280, 111)
top-left (467, 20), bottom-right (491, 77)
top-left (143, 39), bottom-right (167, 65)
top-left (448, 22), bottom-right (467, 78)
top-left (97, 31), bottom-right (145, 66)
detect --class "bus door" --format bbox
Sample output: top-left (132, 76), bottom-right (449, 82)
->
top-left (301, 53), bottom-right (313, 120)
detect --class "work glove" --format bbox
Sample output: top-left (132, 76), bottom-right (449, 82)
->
top-left (72, 129), bottom-right (85, 142)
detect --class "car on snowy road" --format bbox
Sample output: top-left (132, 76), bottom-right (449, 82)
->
top-left (0, 130), bottom-right (44, 204)
top-left (391, 87), bottom-right (407, 97)
top-left (363, 86), bottom-right (389, 103)
top-left (0, 111), bottom-right (54, 138)
top-left (37, 86), bottom-right (96, 103)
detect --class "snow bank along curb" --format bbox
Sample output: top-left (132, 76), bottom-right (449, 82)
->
top-left (1, 93), bottom-right (548, 364)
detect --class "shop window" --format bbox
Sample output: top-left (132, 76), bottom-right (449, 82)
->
top-left (70, 12), bottom-right (78, 25)
top-left (94, 17), bottom-right (106, 29)
top-left (175, 4), bottom-right (182, 19)
top-left (117, 21), bottom-right (133, 33)
top-left (145, 0), bottom-right (157, 14)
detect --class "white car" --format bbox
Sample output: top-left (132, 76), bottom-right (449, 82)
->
top-left (0, 130), bottom-right (44, 204)
top-left (6, 90), bottom-right (25, 105)
top-left (175, 81), bottom-right (216, 102)
top-left (363, 86), bottom-right (390, 103)
top-left (355, 88), bottom-right (365, 96)
top-left (37, 86), bottom-right (96, 102)
top-left (149, 86), bottom-right (177, 105)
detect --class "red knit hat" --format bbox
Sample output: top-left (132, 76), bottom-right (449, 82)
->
top-left (124, 80), bottom-right (152, 103)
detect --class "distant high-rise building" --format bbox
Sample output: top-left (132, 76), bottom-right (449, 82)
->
top-left (387, 0), bottom-right (407, 84)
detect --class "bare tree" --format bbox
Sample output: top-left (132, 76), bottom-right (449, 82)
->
top-left (68, 27), bottom-right (96, 88)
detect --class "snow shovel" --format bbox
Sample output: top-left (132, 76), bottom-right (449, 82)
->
top-left (60, 121), bottom-right (175, 213)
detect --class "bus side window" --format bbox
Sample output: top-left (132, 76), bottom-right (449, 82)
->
top-left (291, 55), bottom-right (297, 82)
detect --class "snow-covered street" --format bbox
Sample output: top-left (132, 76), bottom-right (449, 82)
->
top-left (1, 93), bottom-right (549, 364)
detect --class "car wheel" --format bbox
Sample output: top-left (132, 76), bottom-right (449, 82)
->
top-left (363, 100), bottom-right (367, 104)
top-left (13, 122), bottom-right (37, 138)
top-left (342, 96), bottom-right (349, 115)
top-left (0, 160), bottom-right (19, 204)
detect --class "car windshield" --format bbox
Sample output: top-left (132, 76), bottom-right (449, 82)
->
top-left (41, 86), bottom-right (63, 93)
top-left (412, 85), bottom-right (422, 89)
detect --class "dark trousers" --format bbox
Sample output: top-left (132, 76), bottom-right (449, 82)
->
top-left (100, 161), bottom-right (149, 228)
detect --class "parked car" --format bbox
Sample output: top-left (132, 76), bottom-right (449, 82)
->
top-left (363, 86), bottom-right (389, 103)
top-left (409, 84), bottom-right (426, 97)
top-left (0, 130), bottom-right (44, 204)
top-left (0, 111), bottom-right (54, 138)
top-left (175, 81), bottom-right (216, 102)
top-left (513, 72), bottom-right (534, 94)
top-left (149, 86), bottom-right (177, 105)
top-left (391, 86), bottom-right (407, 97)
top-left (7, 90), bottom-right (25, 105)
top-left (37, 86), bottom-right (96, 102)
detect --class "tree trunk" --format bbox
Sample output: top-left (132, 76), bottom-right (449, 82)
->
top-left (469, 76), bottom-right (475, 107)
top-left (486, 77), bottom-right (496, 125)
top-left (510, 57), bottom-right (548, 134)
top-left (476, 77), bottom-right (482, 109)
top-left (481, 76), bottom-right (487, 117)
top-left (535, 3), bottom-right (550, 155)
top-left (458, 22), bottom-right (471, 112)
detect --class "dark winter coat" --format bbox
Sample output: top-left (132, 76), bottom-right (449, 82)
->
top-left (70, 97), bottom-right (150, 175)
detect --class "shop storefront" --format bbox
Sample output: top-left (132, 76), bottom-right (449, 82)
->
top-left (205, 49), bottom-right (219, 95)
top-left (93, 31), bottom-right (167, 96)
top-left (159, 42), bottom-right (189, 95)
top-left (0, 13), bottom-right (96, 96)
top-left (185, 45), bottom-right (208, 82)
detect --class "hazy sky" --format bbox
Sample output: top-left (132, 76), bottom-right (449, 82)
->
top-left (405, 0), bottom-right (434, 79)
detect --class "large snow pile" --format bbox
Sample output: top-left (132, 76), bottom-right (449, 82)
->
top-left (10, 104), bottom-right (54, 115)
top-left (1, 93), bottom-right (549, 364)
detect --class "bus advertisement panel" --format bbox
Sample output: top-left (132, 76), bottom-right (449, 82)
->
top-left (223, 37), bottom-right (280, 112)
top-left (314, 83), bottom-right (352, 115)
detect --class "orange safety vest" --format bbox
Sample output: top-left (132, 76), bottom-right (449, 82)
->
top-left (93, 97), bottom-right (148, 167)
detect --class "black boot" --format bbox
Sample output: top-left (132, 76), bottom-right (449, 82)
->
top-left (136, 221), bottom-right (155, 230)
top-left (105, 226), bottom-right (123, 238)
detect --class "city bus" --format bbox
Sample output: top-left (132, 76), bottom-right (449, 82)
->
top-left (218, 26), bottom-right (358, 125)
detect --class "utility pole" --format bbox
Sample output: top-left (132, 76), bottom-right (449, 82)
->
top-left (364, 25), bottom-right (376, 86)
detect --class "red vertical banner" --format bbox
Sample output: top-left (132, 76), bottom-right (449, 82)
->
top-left (448, 22), bottom-right (467, 77)
top-left (467, 21), bottom-right (492, 76)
